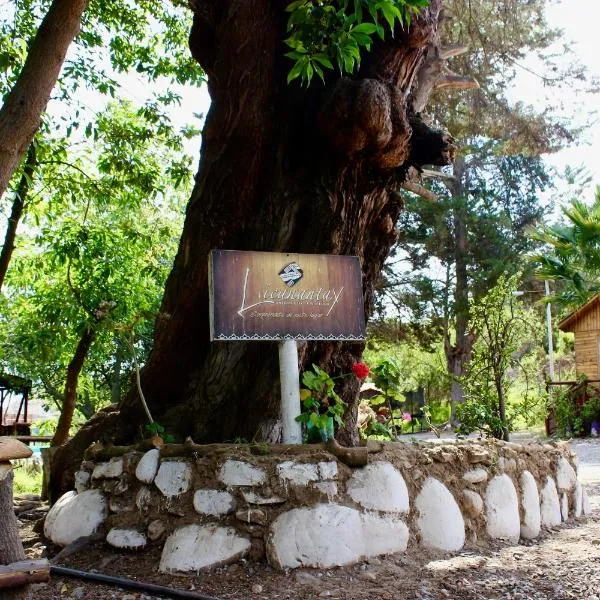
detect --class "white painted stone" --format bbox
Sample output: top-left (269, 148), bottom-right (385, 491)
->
top-left (556, 457), bottom-right (577, 491)
top-left (91, 457), bottom-right (123, 479)
top-left (241, 491), bottom-right (286, 505)
top-left (462, 469), bottom-right (488, 484)
top-left (416, 477), bottom-right (465, 551)
top-left (347, 462), bottom-right (409, 513)
top-left (314, 481), bottom-right (338, 498)
top-left (582, 487), bottom-right (591, 515)
top-left (74, 470), bottom-right (90, 494)
top-left (520, 470), bottom-right (541, 539)
top-left (267, 504), bottom-right (408, 569)
top-left (44, 490), bottom-right (107, 546)
top-left (193, 489), bottom-right (235, 515)
top-left (540, 477), bottom-right (561, 527)
top-left (159, 524), bottom-right (250, 572)
top-left (575, 482), bottom-right (583, 518)
top-left (560, 493), bottom-right (569, 521)
top-left (136, 486), bottom-right (153, 511)
top-left (277, 461), bottom-right (320, 486)
top-left (485, 474), bottom-right (520, 542)
top-left (219, 460), bottom-right (266, 486)
top-left (135, 449), bottom-right (160, 484)
top-left (462, 489), bottom-right (484, 516)
top-left (318, 461), bottom-right (338, 480)
top-left (155, 461), bottom-right (192, 497)
top-left (106, 528), bottom-right (147, 550)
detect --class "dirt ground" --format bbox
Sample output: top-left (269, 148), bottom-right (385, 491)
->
top-left (18, 439), bottom-right (600, 600)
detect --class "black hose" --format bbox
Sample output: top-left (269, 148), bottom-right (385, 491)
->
top-left (49, 565), bottom-right (223, 600)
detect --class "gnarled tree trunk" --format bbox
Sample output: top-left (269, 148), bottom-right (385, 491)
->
top-left (50, 0), bottom-right (457, 501)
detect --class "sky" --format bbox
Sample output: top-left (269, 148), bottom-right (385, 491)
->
top-left (540, 0), bottom-right (600, 200)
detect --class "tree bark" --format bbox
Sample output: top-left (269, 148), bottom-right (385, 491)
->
top-left (51, 326), bottom-right (95, 447)
top-left (0, 144), bottom-right (37, 289)
top-left (51, 0), bottom-right (456, 497)
top-left (445, 156), bottom-right (473, 425)
top-left (0, 466), bottom-right (28, 600)
top-left (0, 0), bottom-right (88, 200)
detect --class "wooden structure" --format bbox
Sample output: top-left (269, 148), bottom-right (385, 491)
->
top-left (558, 294), bottom-right (600, 379)
top-left (0, 374), bottom-right (32, 437)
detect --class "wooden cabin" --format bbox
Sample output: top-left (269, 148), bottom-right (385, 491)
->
top-left (0, 373), bottom-right (32, 436)
top-left (558, 295), bottom-right (600, 379)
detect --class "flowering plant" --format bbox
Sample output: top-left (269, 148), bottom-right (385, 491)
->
top-left (296, 362), bottom-right (370, 442)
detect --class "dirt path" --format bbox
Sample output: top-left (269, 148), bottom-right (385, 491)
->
top-left (23, 439), bottom-right (600, 600)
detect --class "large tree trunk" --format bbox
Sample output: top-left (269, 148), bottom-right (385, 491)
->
top-left (444, 156), bottom-right (473, 425)
top-left (0, 0), bottom-right (87, 200)
top-left (50, 0), bottom-right (456, 499)
top-left (0, 144), bottom-right (37, 289)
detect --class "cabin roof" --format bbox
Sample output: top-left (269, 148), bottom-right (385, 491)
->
top-left (558, 294), bottom-right (600, 332)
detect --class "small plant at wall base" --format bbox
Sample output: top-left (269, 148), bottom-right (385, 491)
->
top-left (297, 362), bottom-right (370, 442)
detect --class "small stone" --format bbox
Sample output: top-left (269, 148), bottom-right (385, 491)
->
top-left (251, 584), bottom-right (263, 593)
top-left (318, 461), bottom-right (338, 480)
top-left (314, 481), bottom-right (338, 498)
top-left (194, 489), bottom-right (235, 515)
top-left (462, 469), bottom-right (488, 484)
top-left (155, 461), bottom-right (192, 497)
top-left (70, 586), bottom-right (86, 598)
top-left (74, 470), bottom-right (90, 494)
top-left (109, 495), bottom-right (135, 513)
top-left (136, 486), bottom-right (154, 511)
top-left (219, 460), bottom-right (266, 486)
top-left (135, 448), bottom-right (161, 484)
top-left (295, 572), bottom-right (320, 585)
top-left (556, 457), bottom-right (577, 491)
top-left (91, 457), bottom-right (123, 479)
top-left (462, 489), bottom-right (484, 517)
top-left (242, 490), bottom-right (286, 505)
top-left (106, 528), bottom-right (147, 550)
top-left (467, 450), bottom-right (490, 464)
top-left (122, 595), bottom-right (137, 600)
top-left (236, 508), bottom-right (267, 525)
top-left (277, 461), bottom-right (321, 486)
top-left (147, 519), bottom-right (167, 541)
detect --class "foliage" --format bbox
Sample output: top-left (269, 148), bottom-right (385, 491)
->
top-left (383, 146), bottom-right (550, 323)
top-left (285, 0), bottom-right (428, 85)
top-left (530, 187), bottom-right (600, 310)
top-left (296, 364), bottom-right (347, 440)
top-left (456, 275), bottom-right (543, 438)
top-left (0, 101), bottom-right (189, 424)
top-left (364, 336), bottom-right (450, 406)
top-left (145, 422), bottom-right (175, 444)
top-left (12, 460), bottom-right (43, 496)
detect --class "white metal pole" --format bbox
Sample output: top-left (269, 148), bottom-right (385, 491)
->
top-left (279, 339), bottom-right (303, 444)
top-left (545, 280), bottom-right (555, 381)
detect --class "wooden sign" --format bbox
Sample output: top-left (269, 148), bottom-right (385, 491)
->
top-left (209, 250), bottom-right (366, 341)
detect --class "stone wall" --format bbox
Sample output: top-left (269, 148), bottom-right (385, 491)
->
top-left (44, 440), bottom-right (592, 573)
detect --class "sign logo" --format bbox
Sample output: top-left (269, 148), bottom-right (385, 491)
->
top-left (278, 262), bottom-right (303, 287)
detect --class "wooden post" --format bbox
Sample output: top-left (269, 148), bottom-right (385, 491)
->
top-left (278, 340), bottom-right (302, 444)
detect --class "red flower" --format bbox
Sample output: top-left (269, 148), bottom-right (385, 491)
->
top-left (352, 362), bottom-right (370, 379)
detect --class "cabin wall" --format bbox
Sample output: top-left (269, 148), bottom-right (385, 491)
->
top-left (570, 302), bottom-right (600, 379)
top-left (574, 331), bottom-right (600, 379)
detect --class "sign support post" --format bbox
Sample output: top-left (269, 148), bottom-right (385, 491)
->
top-left (278, 339), bottom-right (302, 444)
top-left (209, 250), bottom-right (366, 446)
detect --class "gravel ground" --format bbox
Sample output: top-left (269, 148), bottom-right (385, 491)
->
top-left (17, 438), bottom-right (600, 600)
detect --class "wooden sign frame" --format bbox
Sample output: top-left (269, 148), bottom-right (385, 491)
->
top-left (209, 250), bottom-right (366, 341)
